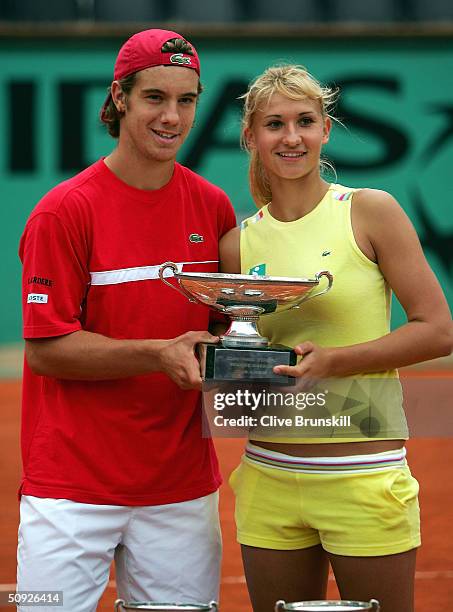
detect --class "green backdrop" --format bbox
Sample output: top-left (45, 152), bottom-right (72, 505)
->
top-left (1, 35), bottom-right (452, 343)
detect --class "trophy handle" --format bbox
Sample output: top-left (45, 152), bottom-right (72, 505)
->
top-left (114, 600), bottom-right (125, 611)
top-left (290, 270), bottom-right (333, 309)
top-left (158, 261), bottom-right (198, 303)
top-left (274, 600), bottom-right (286, 611)
top-left (209, 601), bottom-right (219, 611)
top-left (370, 600), bottom-right (380, 611)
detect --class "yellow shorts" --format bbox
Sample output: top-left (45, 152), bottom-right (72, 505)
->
top-left (229, 446), bottom-right (421, 556)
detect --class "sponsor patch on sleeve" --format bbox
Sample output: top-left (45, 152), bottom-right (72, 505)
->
top-left (27, 293), bottom-right (48, 304)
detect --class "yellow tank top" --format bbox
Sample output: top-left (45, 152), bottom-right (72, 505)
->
top-left (240, 183), bottom-right (408, 442)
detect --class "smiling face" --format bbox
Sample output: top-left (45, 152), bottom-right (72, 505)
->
top-left (245, 93), bottom-right (331, 184)
top-left (112, 64), bottom-right (199, 164)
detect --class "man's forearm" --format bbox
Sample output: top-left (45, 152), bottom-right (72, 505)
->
top-left (25, 330), bottom-right (167, 380)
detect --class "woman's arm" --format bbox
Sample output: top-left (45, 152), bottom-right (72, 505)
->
top-left (275, 189), bottom-right (452, 378)
top-left (219, 226), bottom-right (241, 273)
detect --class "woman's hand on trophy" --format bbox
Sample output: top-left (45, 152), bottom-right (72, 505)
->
top-left (157, 331), bottom-right (220, 390)
top-left (273, 341), bottom-right (334, 387)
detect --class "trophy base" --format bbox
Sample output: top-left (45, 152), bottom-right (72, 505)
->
top-left (198, 343), bottom-right (296, 385)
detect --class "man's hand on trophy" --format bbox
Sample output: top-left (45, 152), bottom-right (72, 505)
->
top-left (157, 331), bottom-right (220, 390)
top-left (273, 341), bottom-right (334, 389)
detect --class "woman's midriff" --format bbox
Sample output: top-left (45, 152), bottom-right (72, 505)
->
top-left (252, 439), bottom-right (405, 457)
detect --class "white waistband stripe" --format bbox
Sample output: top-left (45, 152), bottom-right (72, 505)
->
top-left (244, 443), bottom-right (407, 474)
top-left (90, 260), bottom-right (218, 286)
top-left (246, 443), bottom-right (407, 465)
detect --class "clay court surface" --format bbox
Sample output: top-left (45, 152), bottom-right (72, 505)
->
top-left (1, 371), bottom-right (452, 611)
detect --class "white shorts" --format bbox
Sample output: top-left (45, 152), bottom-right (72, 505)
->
top-left (17, 492), bottom-right (221, 612)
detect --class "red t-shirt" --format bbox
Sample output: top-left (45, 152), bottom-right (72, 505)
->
top-left (19, 159), bottom-right (236, 505)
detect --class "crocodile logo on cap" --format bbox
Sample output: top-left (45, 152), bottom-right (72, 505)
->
top-left (170, 53), bottom-right (192, 66)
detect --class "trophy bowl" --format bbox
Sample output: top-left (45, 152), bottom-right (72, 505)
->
top-left (114, 601), bottom-right (218, 611)
top-left (159, 262), bottom-right (333, 348)
top-left (275, 601), bottom-right (380, 611)
top-left (159, 262), bottom-right (333, 384)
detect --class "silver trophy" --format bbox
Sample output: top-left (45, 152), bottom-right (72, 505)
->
top-left (159, 262), bottom-right (333, 384)
top-left (114, 601), bottom-right (218, 611)
top-left (275, 601), bottom-right (380, 611)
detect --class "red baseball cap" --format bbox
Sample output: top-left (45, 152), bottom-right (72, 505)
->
top-left (100, 28), bottom-right (200, 121)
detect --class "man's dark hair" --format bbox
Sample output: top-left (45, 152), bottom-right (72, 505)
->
top-left (161, 37), bottom-right (195, 55)
top-left (101, 73), bottom-right (137, 139)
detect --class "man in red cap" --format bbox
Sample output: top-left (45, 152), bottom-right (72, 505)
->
top-left (17, 29), bottom-right (236, 611)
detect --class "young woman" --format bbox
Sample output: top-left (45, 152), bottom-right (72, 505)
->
top-left (219, 65), bottom-right (452, 612)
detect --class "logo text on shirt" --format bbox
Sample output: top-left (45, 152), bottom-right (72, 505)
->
top-left (27, 293), bottom-right (48, 304)
top-left (28, 276), bottom-right (54, 288)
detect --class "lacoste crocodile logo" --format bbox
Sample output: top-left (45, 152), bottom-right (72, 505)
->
top-left (170, 53), bottom-right (191, 66)
top-left (189, 233), bottom-right (204, 243)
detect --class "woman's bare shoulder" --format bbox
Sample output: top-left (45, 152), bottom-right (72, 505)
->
top-left (219, 226), bottom-right (241, 273)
